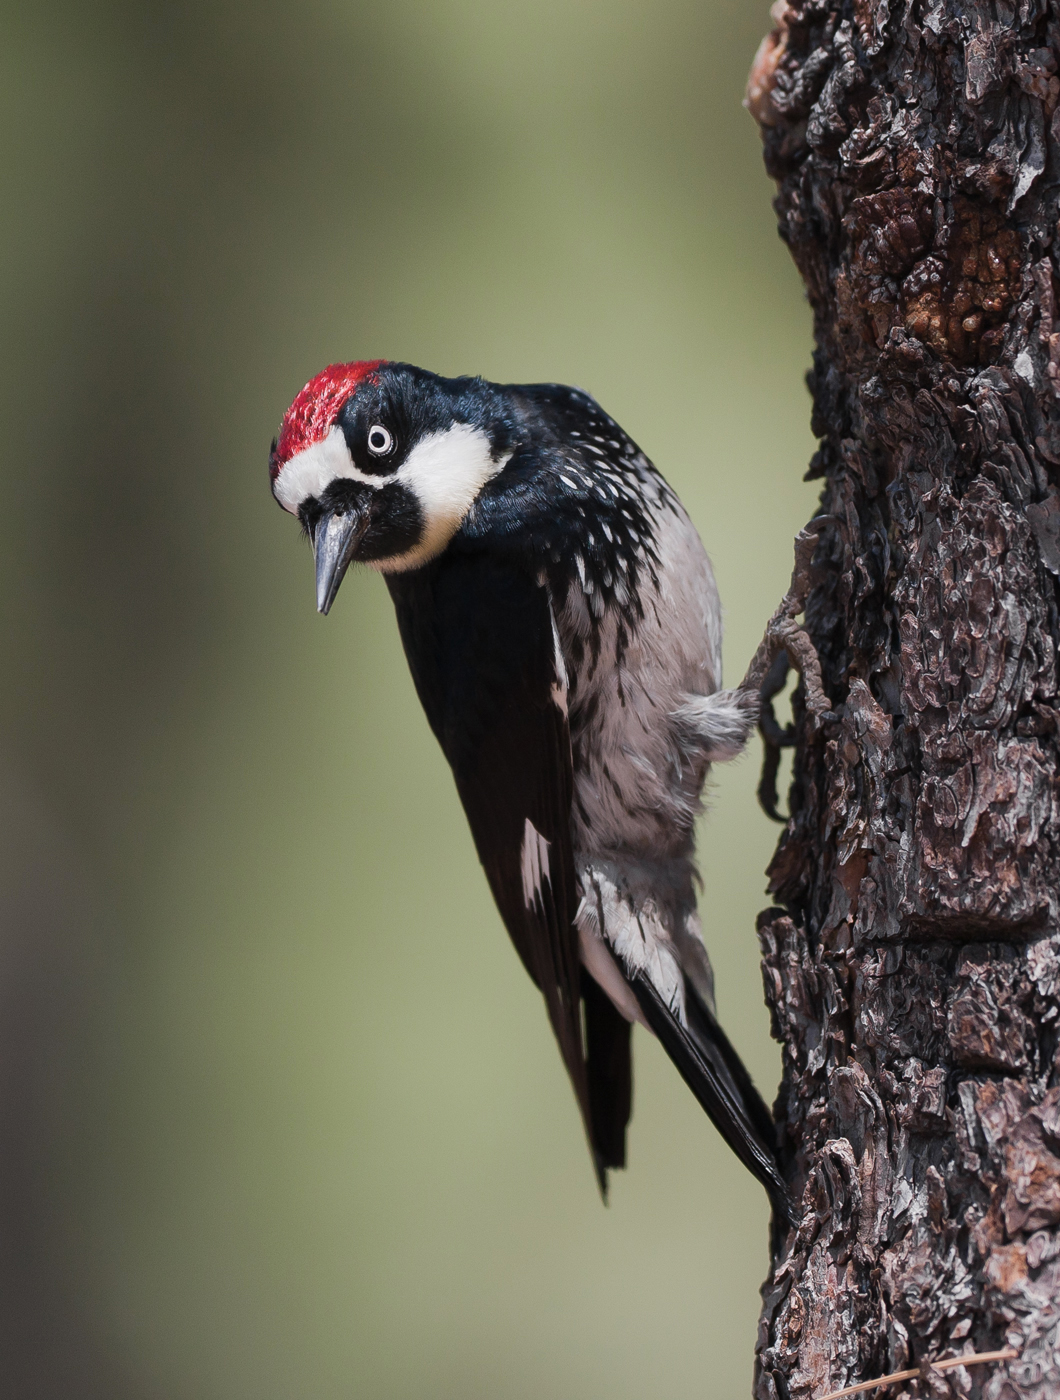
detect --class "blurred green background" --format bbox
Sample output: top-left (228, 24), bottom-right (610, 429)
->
top-left (0, 2), bottom-right (817, 1396)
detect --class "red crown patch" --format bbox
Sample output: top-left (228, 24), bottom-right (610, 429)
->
top-left (271, 360), bottom-right (385, 479)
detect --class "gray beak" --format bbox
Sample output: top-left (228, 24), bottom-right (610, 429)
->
top-left (313, 506), bottom-right (370, 615)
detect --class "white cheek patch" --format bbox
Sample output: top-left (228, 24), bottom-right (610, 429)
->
top-left (272, 427), bottom-right (379, 515)
top-left (273, 421), bottom-right (506, 570)
top-left (369, 423), bottom-right (508, 573)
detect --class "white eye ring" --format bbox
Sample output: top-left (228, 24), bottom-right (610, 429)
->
top-left (367, 424), bottom-right (393, 456)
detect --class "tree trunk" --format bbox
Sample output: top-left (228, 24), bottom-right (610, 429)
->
top-left (746, 3), bottom-right (1060, 1397)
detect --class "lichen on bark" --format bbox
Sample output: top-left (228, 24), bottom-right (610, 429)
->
top-left (747, 0), bottom-right (1060, 1395)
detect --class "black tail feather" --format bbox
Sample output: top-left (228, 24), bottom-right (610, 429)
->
top-left (684, 983), bottom-right (778, 1151)
top-left (630, 972), bottom-right (793, 1221)
top-left (582, 972), bottom-right (633, 1191)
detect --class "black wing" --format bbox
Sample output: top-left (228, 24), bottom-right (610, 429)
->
top-left (387, 551), bottom-right (629, 1190)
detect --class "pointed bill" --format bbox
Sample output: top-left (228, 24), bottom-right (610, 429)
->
top-left (314, 507), bottom-right (370, 614)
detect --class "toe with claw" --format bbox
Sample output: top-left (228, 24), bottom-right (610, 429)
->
top-left (740, 519), bottom-right (838, 821)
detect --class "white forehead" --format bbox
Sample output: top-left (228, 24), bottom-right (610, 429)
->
top-left (272, 426), bottom-right (373, 514)
top-left (272, 422), bottom-right (509, 572)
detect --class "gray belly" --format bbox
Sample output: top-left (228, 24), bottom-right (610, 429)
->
top-left (556, 499), bottom-right (757, 1023)
top-left (560, 499), bottom-right (730, 858)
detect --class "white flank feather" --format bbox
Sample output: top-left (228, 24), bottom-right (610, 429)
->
top-left (577, 862), bottom-right (685, 1021)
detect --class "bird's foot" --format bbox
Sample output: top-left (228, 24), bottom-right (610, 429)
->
top-left (740, 519), bottom-right (837, 821)
top-left (741, 518), bottom-right (834, 720)
top-left (755, 651), bottom-right (794, 823)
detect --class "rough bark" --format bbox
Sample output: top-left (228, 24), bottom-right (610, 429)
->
top-left (747, 2), bottom-right (1060, 1397)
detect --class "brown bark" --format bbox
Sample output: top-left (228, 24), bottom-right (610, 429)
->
top-left (747, 3), bottom-right (1060, 1397)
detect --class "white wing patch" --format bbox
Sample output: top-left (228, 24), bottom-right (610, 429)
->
top-left (520, 818), bottom-right (552, 912)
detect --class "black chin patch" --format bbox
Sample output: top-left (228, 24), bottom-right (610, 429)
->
top-left (320, 477), bottom-right (372, 516)
top-left (299, 478), bottom-right (422, 564)
top-left (298, 478), bottom-right (371, 538)
top-left (358, 482), bottom-right (423, 562)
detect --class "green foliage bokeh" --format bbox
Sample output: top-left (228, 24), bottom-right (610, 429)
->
top-left (0, 2), bottom-right (817, 1396)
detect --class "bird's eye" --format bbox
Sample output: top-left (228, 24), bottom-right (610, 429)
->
top-left (367, 424), bottom-right (393, 456)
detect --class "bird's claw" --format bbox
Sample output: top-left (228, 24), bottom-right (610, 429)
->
top-left (741, 519), bottom-right (835, 821)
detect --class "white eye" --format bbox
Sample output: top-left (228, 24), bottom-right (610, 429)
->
top-left (367, 424), bottom-right (393, 456)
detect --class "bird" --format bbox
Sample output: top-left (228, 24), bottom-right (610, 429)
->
top-left (269, 358), bottom-right (796, 1214)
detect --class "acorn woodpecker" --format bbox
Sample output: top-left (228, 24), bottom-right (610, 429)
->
top-left (269, 359), bottom-right (802, 1211)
